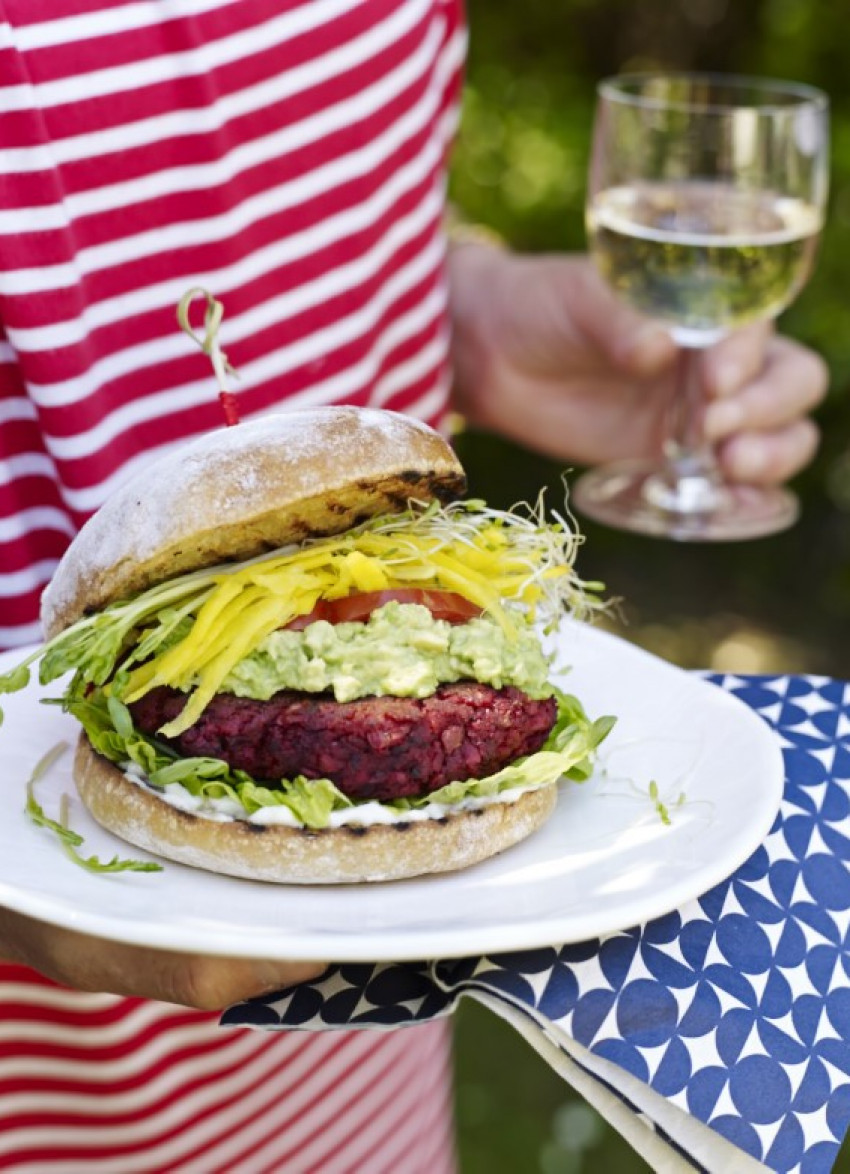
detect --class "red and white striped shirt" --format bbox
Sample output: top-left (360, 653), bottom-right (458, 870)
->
top-left (0, 0), bottom-right (463, 1168)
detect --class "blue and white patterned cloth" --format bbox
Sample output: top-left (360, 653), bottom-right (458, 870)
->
top-left (222, 674), bottom-right (850, 1174)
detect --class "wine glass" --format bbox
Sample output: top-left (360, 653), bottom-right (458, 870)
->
top-left (572, 73), bottom-right (829, 541)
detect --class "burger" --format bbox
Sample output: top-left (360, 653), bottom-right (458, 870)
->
top-left (9, 407), bottom-right (612, 883)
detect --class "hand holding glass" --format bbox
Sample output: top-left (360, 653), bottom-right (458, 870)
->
top-left (572, 74), bottom-right (829, 540)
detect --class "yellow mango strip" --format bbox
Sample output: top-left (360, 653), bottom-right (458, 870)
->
top-left (423, 551), bottom-right (515, 634)
top-left (380, 563), bottom-right (436, 582)
top-left (171, 585), bottom-right (274, 683)
top-left (128, 564), bottom-right (336, 706)
top-left (504, 565), bottom-right (568, 608)
top-left (120, 658), bottom-right (160, 700)
top-left (175, 584), bottom-right (268, 666)
top-left (449, 554), bottom-right (527, 590)
top-left (322, 556), bottom-right (354, 597)
top-left (191, 570), bottom-right (332, 664)
top-left (189, 555), bottom-right (331, 630)
top-left (520, 582), bottom-right (543, 606)
top-left (122, 584), bottom-right (266, 701)
top-left (343, 551), bottom-right (390, 592)
top-left (255, 548), bottom-right (339, 578)
top-left (443, 542), bottom-right (536, 592)
top-left (460, 550), bottom-right (523, 576)
top-left (159, 593), bottom-right (292, 737)
top-left (199, 552), bottom-right (326, 607)
top-left (157, 577), bottom-right (245, 673)
top-left (460, 536), bottom-right (511, 562)
top-left (251, 566), bottom-right (335, 599)
top-left (238, 561), bottom-right (339, 603)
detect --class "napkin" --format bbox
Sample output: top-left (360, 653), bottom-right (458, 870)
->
top-left (222, 674), bottom-right (850, 1174)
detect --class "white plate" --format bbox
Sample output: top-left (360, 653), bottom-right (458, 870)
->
top-left (0, 622), bottom-right (783, 961)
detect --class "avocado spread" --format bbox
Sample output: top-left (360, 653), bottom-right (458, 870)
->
top-left (220, 601), bottom-right (552, 703)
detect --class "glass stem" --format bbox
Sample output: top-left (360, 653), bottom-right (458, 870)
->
top-left (645, 344), bottom-right (724, 515)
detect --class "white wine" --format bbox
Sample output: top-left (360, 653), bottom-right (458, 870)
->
top-left (587, 182), bottom-right (822, 342)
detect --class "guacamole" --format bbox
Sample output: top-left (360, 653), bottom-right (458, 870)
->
top-left (220, 601), bottom-right (552, 702)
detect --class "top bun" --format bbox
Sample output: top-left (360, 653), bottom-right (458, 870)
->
top-left (42, 407), bottom-right (466, 638)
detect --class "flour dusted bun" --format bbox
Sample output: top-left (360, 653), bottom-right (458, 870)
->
top-left (74, 737), bottom-right (558, 884)
top-left (42, 407), bottom-right (466, 638)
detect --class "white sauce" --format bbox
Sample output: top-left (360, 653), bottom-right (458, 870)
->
top-left (121, 763), bottom-right (538, 828)
top-left (254, 786), bottom-right (536, 828)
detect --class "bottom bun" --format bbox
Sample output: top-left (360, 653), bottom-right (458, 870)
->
top-left (73, 736), bottom-right (558, 884)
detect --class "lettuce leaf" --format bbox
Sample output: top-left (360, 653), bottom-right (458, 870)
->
top-left (64, 685), bottom-right (614, 830)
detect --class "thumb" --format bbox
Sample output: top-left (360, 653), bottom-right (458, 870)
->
top-left (151, 953), bottom-right (326, 1009)
top-left (565, 261), bottom-right (676, 377)
top-left (170, 957), bottom-right (329, 1010)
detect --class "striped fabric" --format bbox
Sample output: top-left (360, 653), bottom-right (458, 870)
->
top-left (0, 0), bottom-right (464, 1168)
top-left (0, 964), bottom-right (456, 1172)
top-left (0, 0), bottom-right (464, 645)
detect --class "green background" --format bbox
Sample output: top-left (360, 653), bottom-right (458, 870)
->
top-left (449, 1), bottom-right (850, 1170)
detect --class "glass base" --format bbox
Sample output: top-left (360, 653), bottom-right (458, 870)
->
top-left (571, 460), bottom-right (799, 542)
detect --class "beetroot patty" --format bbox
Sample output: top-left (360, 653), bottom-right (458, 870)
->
top-left (129, 683), bottom-right (558, 801)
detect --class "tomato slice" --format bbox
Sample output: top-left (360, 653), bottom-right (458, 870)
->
top-left (284, 600), bottom-right (333, 630)
top-left (284, 589), bottom-right (483, 629)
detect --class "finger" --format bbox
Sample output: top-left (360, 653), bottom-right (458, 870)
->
top-left (704, 338), bottom-right (829, 441)
top-left (42, 926), bottom-right (327, 1009)
top-left (717, 418), bottom-right (820, 486)
top-left (560, 261), bottom-right (677, 377)
top-left (159, 956), bottom-right (329, 1011)
top-left (702, 321), bottom-right (774, 399)
top-left (0, 907), bottom-right (329, 1009)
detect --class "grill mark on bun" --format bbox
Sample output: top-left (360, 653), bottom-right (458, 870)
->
top-left (398, 469), bottom-right (467, 497)
top-left (385, 491), bottom-right (414, 511)
top-left (432, 474), bottom-right (467, 502)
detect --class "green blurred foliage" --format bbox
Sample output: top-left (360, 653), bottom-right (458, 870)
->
top-left (454, 1002), bottom-right (649, 1173)
top-left (449, 0), bottom-right (850, 679)
top-left (449, 2), bottom-right (850, 1170)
